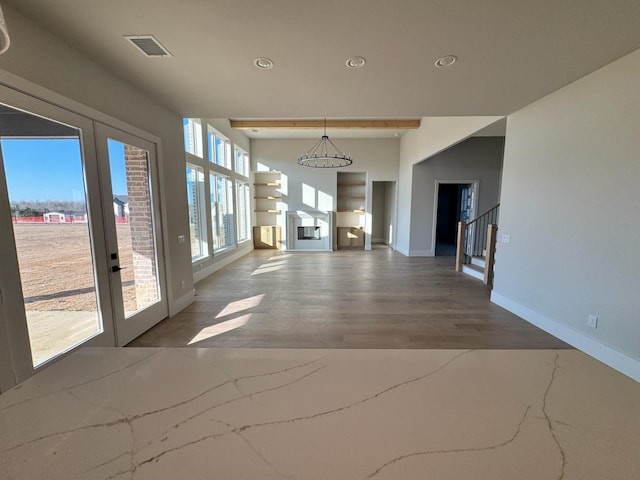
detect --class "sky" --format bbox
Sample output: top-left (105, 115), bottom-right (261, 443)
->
top-left (1, 137), bottom-right (128, 203)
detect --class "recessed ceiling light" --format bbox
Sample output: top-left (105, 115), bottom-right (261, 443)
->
top-left (435, 55), bottom-right (457, 68)
top-left (254, 57), bottom-right (274, 69)
top-left (345, 56), bottom-right (366, 69)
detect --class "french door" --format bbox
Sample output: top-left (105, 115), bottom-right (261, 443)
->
top-left (95, 124), bottom-right (167, 346)
top-left (0, 85), bottom-right (167, 385)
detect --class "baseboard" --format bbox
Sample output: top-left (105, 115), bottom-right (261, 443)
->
top-left (408, 249), bottom-right (434, 257)
top-left (193, 245), bottom-right (252, 283)
top-left (169, 289), bottom-right (195, 317)
top-left (491, 291), bottom-right (640, 382)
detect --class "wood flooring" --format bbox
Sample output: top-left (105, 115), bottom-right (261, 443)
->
top-left (129, 246), bottom-right (571, 349)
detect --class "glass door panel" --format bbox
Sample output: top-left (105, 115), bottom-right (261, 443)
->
top-left (97, 125), bottom-right (167, 345)
top-left (107, 139), bottom-right (160, 317)
top-left (0, 103), bottom-right (108, 367)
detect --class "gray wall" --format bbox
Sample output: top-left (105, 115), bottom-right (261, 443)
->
top-left (409, 137), bottom-right (504, 256)
top-left (493, 48), bottom-right (640, 375)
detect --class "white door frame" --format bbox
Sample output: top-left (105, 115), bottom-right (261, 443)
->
top-left (0, 76), bottom-right (171, 388)
top-left (0, 84), bottom-right (118, 384)
top-left (95, 123), bottom-right (168, 346)
top-left (431, 179), bottom-right (480, 255)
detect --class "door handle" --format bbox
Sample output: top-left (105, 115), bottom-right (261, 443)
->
top-left (111, 265), bottom-right (127, 273)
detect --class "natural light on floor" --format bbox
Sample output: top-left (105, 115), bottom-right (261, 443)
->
top-left (215, 294), bottom-right (264, 318)
top-left (251, 256), bottom-right (290, 276)
top-left (186, 292), bottom-right (267, 345)
top-left (187, 314), bottom-right (251, 345)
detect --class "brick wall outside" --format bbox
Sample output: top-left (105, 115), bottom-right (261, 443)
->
top-left (124, 145), bottom-right (158, 309)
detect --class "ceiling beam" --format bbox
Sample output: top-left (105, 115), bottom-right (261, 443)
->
top-left (230, 119), bottom-right (421, 130)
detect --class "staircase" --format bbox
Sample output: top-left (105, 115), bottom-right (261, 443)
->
top-left (455, 204), bottom-right (499, 285)
top-left (462, 254), bottom-right (488, 281)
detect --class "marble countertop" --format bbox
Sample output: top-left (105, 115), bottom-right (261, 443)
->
top-left (1, 347), bottom-right (639, 479)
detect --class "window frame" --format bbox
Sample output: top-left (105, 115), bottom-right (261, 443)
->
top-left (183, 118), bottom-right (203, 158)
top-left (208, 127), bottom-right (232, 170)
top-left (236, 180), bottom-right (251, 243)
top-left (210, 172), bottom-right (235, 252)
top-left (234, 146), bottom-right (249, 177)
top-left (184, 119), bottom-right (251, 264)
top-left (185, 163), bottom-right (208, 260)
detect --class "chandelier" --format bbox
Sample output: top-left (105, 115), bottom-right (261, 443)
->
top-left (297, 118), bottom-right (353, 168)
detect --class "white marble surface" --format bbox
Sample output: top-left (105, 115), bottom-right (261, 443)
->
top-left (0, 347), bottom-right (639, 479)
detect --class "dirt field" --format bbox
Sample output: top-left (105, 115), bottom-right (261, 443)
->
top-left (13, 223), bottom-right (137, 312)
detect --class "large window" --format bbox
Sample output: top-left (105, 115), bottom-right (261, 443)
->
top-left (211, 173), bottom-right (235, 251)
top-left (185, 120), bottom-right (250, 262)
top-left (236, 181), bottom-right (251, 242)
top-left (208, 128), bottom-right (231, 169)
top-left (186, 164), bottom-right (207, 259)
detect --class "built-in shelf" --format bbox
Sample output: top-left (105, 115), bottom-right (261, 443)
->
top-left (336, 172), bottom-right (366, 250)
top-left (253, 171), bottom-right (283, 250)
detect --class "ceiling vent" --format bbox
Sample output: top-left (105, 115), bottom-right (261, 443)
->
top-left (124, 35), bottom-right (172, 57)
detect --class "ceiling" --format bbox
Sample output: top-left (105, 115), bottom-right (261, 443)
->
top-left (5, 0), bottom-right (640, 126)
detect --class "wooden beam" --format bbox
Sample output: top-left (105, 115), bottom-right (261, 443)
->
top-left (230, 119), bottom-right (421, 130)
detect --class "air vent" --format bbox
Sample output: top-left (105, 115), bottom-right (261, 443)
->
top-left (124, 35), bottom-right (172, 57)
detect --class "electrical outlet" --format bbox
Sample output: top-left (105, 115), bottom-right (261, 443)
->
top-left (588, 314), bottom-right (598, 328)
top-left (501, 234), bottom-right (511, 244)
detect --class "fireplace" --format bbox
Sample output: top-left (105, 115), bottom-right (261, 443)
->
top-left (286, 211), bottom-right (335, 251)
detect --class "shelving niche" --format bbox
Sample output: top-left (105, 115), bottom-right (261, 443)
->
top-left (253, 171), bottom-right (283, 249)
top-left (336, 171), bottom-right (366, 249)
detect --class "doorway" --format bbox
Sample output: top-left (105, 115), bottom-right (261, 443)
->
top-left (434, 182), bottom-right (475, 256)
top-left (371, 181), bottom-right (397, 248)
top-left (0, 86), bottom-right (167, 382)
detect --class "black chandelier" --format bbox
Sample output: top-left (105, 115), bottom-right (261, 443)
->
top-left (297, 118), bottom-right (353, 168)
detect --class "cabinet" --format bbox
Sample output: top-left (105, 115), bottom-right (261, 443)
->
top-left (253, 226), bottom-right (282, 249)
top-left (336, 172), bottom-right (366, 250)
top-left (253, 171), bottom-right (283, 250)
top-left (337, 226), bottom-right (365, 248)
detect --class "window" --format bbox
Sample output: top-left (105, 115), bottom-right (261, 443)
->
top-left (236, 181), bottom-right (251, 242)
top-left (186, 164), bottom-right (207, 259)
top-left (185, 119), bottom-right (250, 263)
top-left (183, 118), bottom-right (203, 158)
top-left (210, 173), bottom-right (235, 251)
top-left (234, 146), bottom-right (249, 177)
top-left (208, 128), bottom-right (231, 169)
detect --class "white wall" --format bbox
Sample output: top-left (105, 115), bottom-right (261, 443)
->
top-left (251, 138), bottom-right (400, 249)
top-left (0, 5), bottom-right (193, 311)
top-left (396, 116), bottom-right (503, 255)
top-left (383, 182), bottom-right (397, 247)
top-left (410, 137), bottom-right (504, 255)
top-left (492, 48), bottom-right (640, 380)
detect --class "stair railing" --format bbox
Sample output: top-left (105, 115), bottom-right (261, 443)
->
top-left (455, 204), bottom-right (500, 283)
